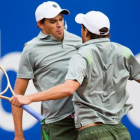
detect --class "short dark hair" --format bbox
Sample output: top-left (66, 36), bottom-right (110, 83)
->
top-left (82, 24), bottom-right (110, 39)
top-left (39, 18), bottom-right (46, 25)
top-left (36, 18), bottom-right (46, 28)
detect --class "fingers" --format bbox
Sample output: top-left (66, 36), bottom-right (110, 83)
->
top-left (9, 95), bottom-right (22, 108)
top-left (9, 95), bottom-right (30, 107)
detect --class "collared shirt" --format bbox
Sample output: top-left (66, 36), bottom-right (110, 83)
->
top-left (17, 30), bottom-right (82, 123)
top-left (65, 38), bottom-right (140, 128)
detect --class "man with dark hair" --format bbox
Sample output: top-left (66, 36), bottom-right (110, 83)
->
top-left (10, 11), bottom-right (140, 140)
top-left (11, 1), bottom-right (81, 140)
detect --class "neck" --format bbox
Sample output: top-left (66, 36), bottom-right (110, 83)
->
top-left (83, 37), bottom-right (91, 43)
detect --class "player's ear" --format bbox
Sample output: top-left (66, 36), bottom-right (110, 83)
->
top-left (37, 21), bottom-right (44, 30)
top-left (85, 28), bottom-right (89, 37)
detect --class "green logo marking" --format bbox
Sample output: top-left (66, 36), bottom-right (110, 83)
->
top-left (86, 51), bottom-right (93, 65)
top-left (122, 47), bottom-right (131, 59)
top-left (43, 130), bottom-right (49, 140)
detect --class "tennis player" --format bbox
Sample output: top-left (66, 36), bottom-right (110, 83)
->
top-left (10, 11), bottom-right (140, 140)
top-left (11, 1), bottom-right (81, 140)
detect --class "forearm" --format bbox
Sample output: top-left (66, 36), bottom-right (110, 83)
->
top-left (28, 80), bottom-right (80, 103)
top-left (12, 78), bottom-right (29, 139)
top-left (10, 80), bottom-right (80, 107)
top-left (28, 83), bottom-right (74, 102)
top-left (136, 79), bottom-right (140, 83)
top-left (12, 105), bottom-right (24, 137)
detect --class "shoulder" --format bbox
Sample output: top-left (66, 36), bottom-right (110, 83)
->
top-left (65, 30), bottom-right (82, 41)
top-left (111, 42), bottom-right (133, 60)
top-left (77, 45), bottom-right (93, 59)
top-left (111, 42), bottom-right (129, 50)
top-left (23, 36), bottom-right (39, 51)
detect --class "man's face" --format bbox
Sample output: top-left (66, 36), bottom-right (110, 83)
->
top-left (39, 13), bottom-right (64, 41)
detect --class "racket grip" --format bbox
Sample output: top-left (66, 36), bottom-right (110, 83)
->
top-left (21, 104), bottom-right (46, 124)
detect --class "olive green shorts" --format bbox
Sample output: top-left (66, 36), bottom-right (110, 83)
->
top-left (77, 122), bottom-right (131, 140)
top-left (41, 118), bottom-right (78, 140)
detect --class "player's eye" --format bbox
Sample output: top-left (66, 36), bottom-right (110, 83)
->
top-left (50, 20), bottom-right (56, 24)
top-left (59, 18), bottom-right (63, 21)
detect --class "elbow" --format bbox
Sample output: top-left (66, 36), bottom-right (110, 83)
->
top-left (65, 88), bottom-right (75, 96)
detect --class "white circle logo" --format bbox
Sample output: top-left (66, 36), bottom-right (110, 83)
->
top-left (0, 52), bottom-right (41, 131)
top-left (126, 53), bottom-right (140, 128)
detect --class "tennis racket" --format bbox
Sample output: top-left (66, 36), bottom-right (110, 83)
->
top-left (0, 65), bottom-right (46, 124)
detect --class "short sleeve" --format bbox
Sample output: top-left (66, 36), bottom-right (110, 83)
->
top-left (65, 53), bottom-right (87, 84)
top-left (17, 44), bottom-right (34, 79)
top-left (123, 47), bottom-right (140, 80)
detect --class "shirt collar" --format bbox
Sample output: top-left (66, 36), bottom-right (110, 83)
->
top-left (38, 31), bottom-right (49, 39)
top-left (76, 38), bottom-right (110, 49)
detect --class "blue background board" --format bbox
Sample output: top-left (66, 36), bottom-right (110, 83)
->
top-left (0, 0), bottom-right (140, 140)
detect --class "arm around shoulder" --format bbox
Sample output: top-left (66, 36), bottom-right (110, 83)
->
top-left (27, 79), bottom-right (80, 102)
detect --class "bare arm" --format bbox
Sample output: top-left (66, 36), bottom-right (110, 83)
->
top-left (136, 79), bottom-right (140, 83)
top-left (10, 80), bottom-right (80, 107)
top-left (11, 78), bottom-right (29, 140)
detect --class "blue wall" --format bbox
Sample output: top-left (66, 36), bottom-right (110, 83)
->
top-left (0, 0), bottom-right (140, 139)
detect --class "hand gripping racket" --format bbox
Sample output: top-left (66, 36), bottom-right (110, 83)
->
top-left (0, 66), bottom-right (46, 124)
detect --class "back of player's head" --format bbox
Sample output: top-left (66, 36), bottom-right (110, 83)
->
top-left (75, 11), bottom-right (110, 35)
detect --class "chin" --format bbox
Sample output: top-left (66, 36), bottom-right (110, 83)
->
top-left (56, 35), bottom-right (64, 41)
top-left (59, 34), bottom-right (64, 38)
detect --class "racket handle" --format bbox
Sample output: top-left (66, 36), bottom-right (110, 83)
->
top-left (21, 104), bottom-right (46, 124)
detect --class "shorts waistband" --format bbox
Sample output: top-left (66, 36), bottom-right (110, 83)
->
top-left (78, 122), bottom-right (124, 134)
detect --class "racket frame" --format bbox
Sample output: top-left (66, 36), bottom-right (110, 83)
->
top-left (0, 66), bottom-right (46, 123)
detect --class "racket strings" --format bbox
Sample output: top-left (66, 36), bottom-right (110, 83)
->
top-left (0, 69), bottom-right (8, 95)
